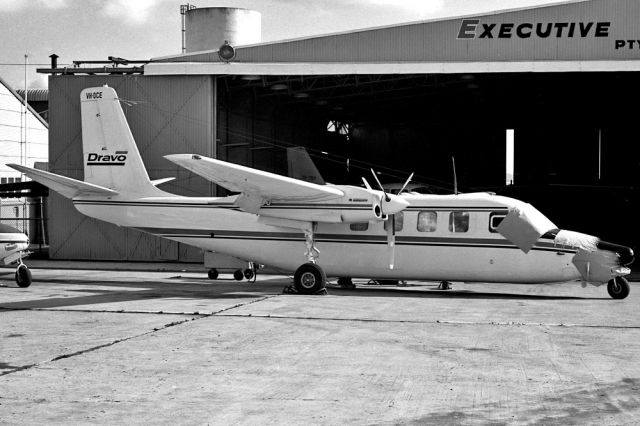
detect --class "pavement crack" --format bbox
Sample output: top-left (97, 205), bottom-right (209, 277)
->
top-left (1, 297), bottom-right (279, 377)
top-left (0, 364), bottom-right (37, 377)
top-left (0, 315), bottom-right (207, 377)
top-left (214, 314), bottom-right (640, 329)
top-left (210, 295), bottom-right (280, 315)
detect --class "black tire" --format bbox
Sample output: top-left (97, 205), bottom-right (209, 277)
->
top-left (207, 269), bottom-right (219, 280)
top-left (607, 277), bottom-right (630, 299)
top-left (293, 263), bottom-right (327, 294)
top-left (243, 269), bottom-right (254, 280)
top-left (233, 269), bottom-right (244, 281)
top-left (15, 264), bottom-right (32, 288)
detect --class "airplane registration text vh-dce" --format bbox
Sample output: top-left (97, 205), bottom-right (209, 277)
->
top-left (8, 86), bottom-right (634, 298)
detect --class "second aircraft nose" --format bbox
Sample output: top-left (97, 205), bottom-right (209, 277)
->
top-left (597, 240), bottom-right (635, 266)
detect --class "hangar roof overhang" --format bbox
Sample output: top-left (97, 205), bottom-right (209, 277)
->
top-left (145, 60), bottom-right (640, 77)
top-left (148, 0), bottom-right (640, 76)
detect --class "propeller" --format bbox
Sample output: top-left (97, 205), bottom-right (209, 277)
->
top-left (369, 169), bottom-right (398, 269)
top-left (365, 169), bottom-right (413, 270)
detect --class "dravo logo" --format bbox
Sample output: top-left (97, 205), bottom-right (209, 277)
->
top-left (87, 151), bottom-right (128, 166)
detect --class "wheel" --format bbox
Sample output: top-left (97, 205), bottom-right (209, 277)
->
top-left (15, 264), bottom-right (32, 288)
top-left (243, 269), bottom-right (254, 280)
top-left (607, 277), bottom-right (630, 299)
top-left (293, 263), bottom-right (327, 294)
top-left (233, 269), bottom-right (244, 281)
top-left (207, 269), bottom-right (219, 280)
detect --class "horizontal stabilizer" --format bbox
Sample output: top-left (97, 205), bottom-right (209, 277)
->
top-left (151, 177), bottom-right (175, 187)
top-left (8, 164), bottom-right (118, 199)
top-left (165, 154), bottom-right (343, 202)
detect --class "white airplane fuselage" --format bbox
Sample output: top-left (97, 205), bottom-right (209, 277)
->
top-left (74, 192), bottom-right (584, 284)
top-left (0, 226), bottom-right (29, 266)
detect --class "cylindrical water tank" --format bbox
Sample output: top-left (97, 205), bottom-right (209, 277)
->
top-left (185, 7), bottom-right (261, 53)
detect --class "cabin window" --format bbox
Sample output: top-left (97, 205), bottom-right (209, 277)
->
top-left (489, 213), bottom-right (506, 233)
top-left (350, 222), bottom-right (369, 231)
top-left (417, 211), bottom-right (437, 232)
top-left (449, 211), bottom-right (469, 233)
top-left (384, 212), bottom-right (404, 232)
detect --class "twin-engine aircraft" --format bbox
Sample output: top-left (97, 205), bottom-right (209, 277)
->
top-left (0, 224), bottom-right (32, 287)
top-left (9, 86), bottom-right (635, 298)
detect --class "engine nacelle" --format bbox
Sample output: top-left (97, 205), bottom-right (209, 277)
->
top-left (257, 185), bottom-right (407, 224)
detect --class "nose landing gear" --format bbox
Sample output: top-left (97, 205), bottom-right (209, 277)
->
top-left (607, 276), bottom-right (630, 299)
top-left (15, 261), bottom-right (32, 288)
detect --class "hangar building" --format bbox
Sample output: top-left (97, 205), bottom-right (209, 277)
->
top-left (0, 77), bottom-right (48, 241)
top-left (40, 0), bottom-right (640, 262)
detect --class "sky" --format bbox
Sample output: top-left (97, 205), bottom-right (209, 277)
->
top-left (0, 0), bottom-right (564, 90)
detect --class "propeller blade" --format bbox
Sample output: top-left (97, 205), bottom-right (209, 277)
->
top-left (387, 214), bottom-right (396, 269)
top-left (361, 177), bottom-right (372, 190)
top-left (370, 169), bottom-right (390, 202)
top-left (398, 172), bottom-right (414, 194)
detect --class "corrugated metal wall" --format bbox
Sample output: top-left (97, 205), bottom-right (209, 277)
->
top-left (48, 75), bottom-right (214, 261)
top-left (161, 0), bottom-right (639, 64)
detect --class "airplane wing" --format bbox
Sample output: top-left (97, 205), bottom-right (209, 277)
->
top-left (165, 154), bottom-right (344, 208)
top-left (8, 164), bottom-right (118, 199)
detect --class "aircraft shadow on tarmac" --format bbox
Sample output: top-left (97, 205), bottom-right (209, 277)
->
top-left (0, 276), bottom-right (606, 311)
top-left (0, 278), bottom-right (271, 311)
top-left (329, 286), bottom-right (602, 300)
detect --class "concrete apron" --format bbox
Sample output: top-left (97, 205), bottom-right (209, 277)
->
top-left (1, 269), bottom-right (639, 424)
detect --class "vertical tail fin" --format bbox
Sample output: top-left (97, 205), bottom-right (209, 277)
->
top-left (81, 86), bottom-right (162, 196)
top-left (286, 146), bottom-right (325, 185)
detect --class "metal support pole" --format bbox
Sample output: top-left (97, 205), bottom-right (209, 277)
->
top-left (180, 4), bottom-right (196, 54)
top-left (212, 76), bottom-right (218, 196)
top-left (598, 128), bottom-right (602, 181)
top-left (23, 54), bottom-right (28, 170)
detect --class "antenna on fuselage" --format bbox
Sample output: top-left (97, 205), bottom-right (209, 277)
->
top-left (452, 156), bottom-right (458, 195)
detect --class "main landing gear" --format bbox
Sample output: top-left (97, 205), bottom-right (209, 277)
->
top-left (607, 276), bottom-right (630, 299)
top-left (288, 224), bottom-right (328, 295)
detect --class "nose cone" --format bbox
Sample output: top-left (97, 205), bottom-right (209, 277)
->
top-left (383, 194), bottom-right (410, 215)
top-left (597, 240), bottom-right (635, 266)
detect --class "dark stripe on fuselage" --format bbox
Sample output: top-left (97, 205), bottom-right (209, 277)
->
top-left (133, 227), bottom-right (575, 254)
